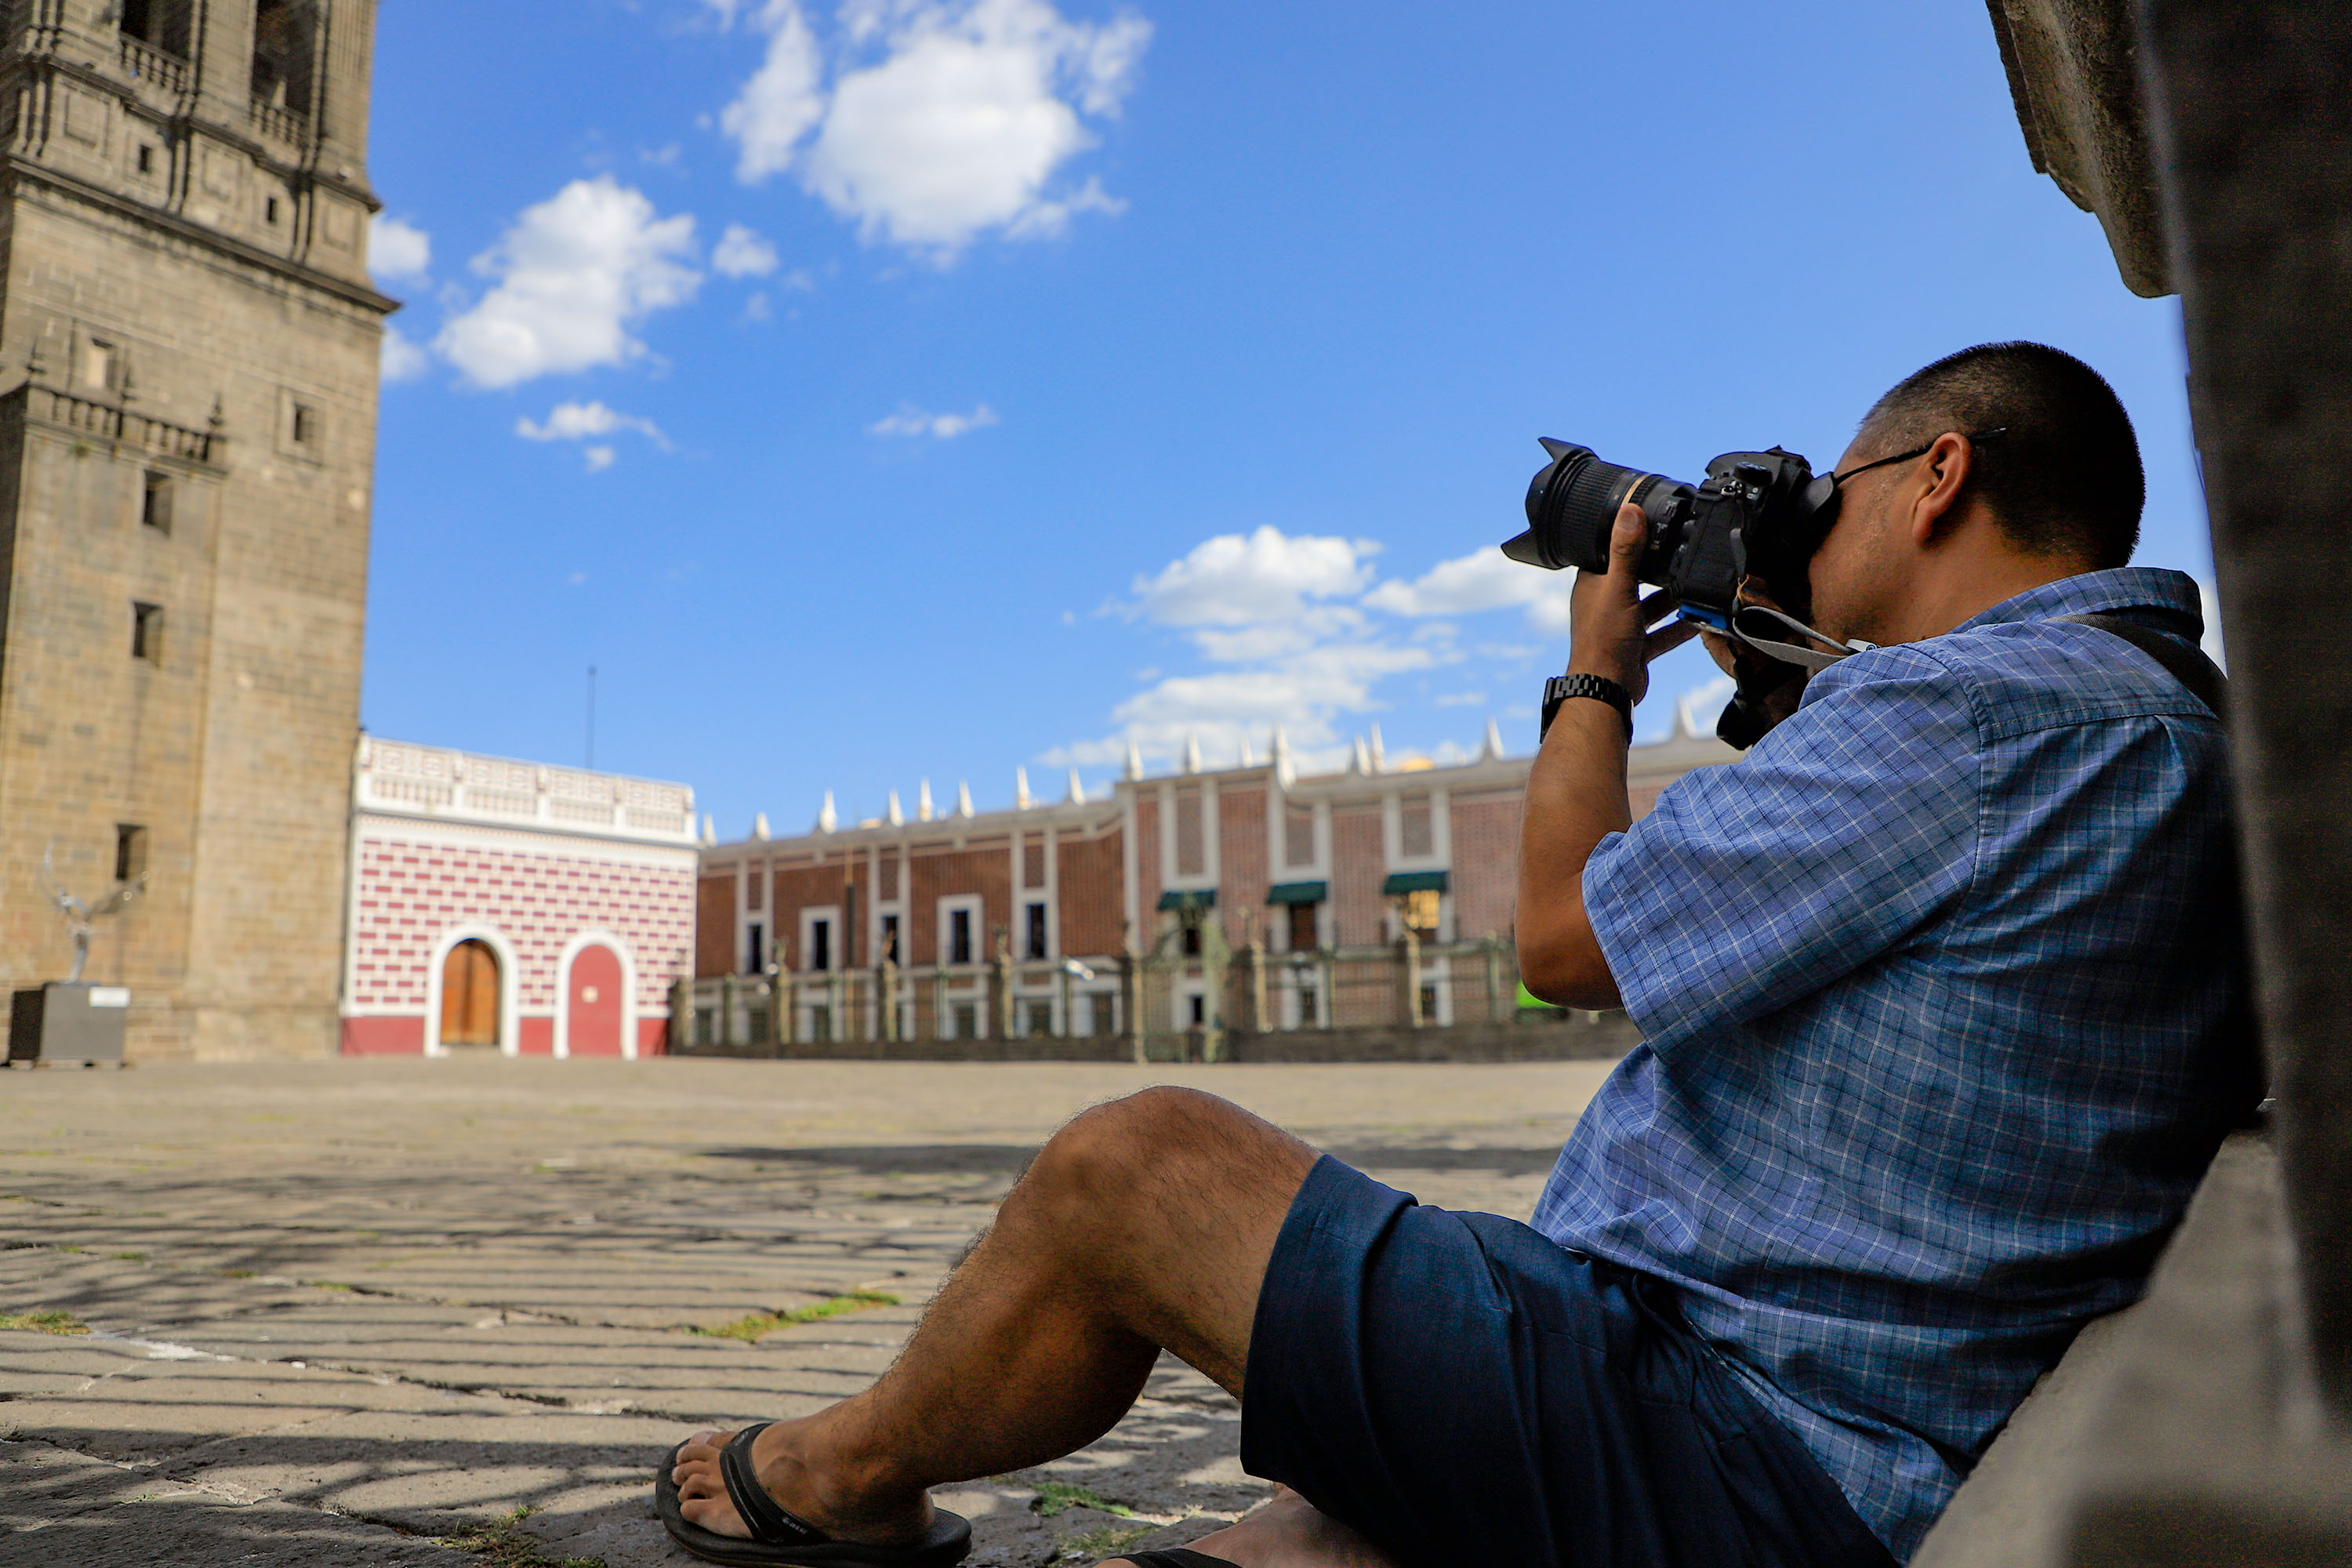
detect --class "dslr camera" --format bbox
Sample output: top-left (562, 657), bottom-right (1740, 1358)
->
top-left (1503, 441), bottom-right (1867, 746)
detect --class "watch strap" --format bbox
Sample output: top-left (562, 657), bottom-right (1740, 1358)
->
top-left (1541, 673), bottom-right (1634, 740)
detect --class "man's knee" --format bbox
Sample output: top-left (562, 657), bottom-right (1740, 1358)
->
top-left (1025, 1086), bottom-right (1302, 1213)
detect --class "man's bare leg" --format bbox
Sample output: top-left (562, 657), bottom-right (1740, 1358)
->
top-left (672, 1086), bottom-right (1319, 1544)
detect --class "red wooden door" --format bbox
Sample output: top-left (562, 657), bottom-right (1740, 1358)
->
top-left (440, 939), bottom-right (500, 1047)
top-left (566, 943), bottom-right (624, 1056)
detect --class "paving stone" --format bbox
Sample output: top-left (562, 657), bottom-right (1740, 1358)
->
top-left (0, 1056), bottom-right (1611, 1563)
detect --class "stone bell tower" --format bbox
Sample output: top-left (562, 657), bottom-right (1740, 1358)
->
top-left (0, 0), bottom-right (392, 1058)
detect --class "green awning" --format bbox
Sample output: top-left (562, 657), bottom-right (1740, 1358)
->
top-left (1265, 880), bottom-right (1327, 906)
top-left (1156, 888), bottom-right (1218, 911)
top-left (1381, 870), bottom-right (1450, 896)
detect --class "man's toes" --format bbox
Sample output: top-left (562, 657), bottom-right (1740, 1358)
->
top-left (680, 1495), bottom-right (753, 1541)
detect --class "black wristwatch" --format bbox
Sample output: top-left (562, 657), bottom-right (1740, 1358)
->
top-left (1541, 673), bottom-right (1633, 740)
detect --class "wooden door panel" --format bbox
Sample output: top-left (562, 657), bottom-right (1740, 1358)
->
top-left (441, 940), bottom-right (500, 1047)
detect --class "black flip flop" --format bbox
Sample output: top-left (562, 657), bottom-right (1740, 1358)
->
top-left (656, 1425), bottom-right (972, 1567)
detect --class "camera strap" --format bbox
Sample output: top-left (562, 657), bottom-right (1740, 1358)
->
top-left (1728, 605), bottom-right (1877, 672)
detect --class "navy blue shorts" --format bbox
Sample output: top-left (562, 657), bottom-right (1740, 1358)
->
top-left (1240, 1156), bottom-right (1899, 1568)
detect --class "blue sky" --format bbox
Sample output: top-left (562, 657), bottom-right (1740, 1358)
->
top-left (361, 0), bottom-right (2205, 838)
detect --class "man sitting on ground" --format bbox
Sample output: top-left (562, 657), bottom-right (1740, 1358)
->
top-left (659, 343), bottom-right (2255, 1568)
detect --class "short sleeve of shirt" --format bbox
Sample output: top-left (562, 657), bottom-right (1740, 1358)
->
top-left (1584, 646), bottom-right (1985, 1055)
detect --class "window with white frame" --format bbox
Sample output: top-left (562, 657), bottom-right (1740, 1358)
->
top-left (800, 904), bottom-right (841, 973)
top-left (1283, 801), bottom-right (1316, 868)
top-left (938, 895), bottom-right (983, 967)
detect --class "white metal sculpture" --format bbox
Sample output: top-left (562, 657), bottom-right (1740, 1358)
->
top-left (42, 845), bottom-right (143, 985)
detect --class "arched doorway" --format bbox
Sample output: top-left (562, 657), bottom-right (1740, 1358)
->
top-left (439, 938), bottom-right (501, 1049)
top-left (564, 942), bottom-right (625, 1056)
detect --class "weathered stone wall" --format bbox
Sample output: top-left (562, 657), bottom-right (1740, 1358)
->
top-left (0, 1), bottom-right (388, 1059)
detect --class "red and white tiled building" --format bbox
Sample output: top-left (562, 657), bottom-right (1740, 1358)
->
top-left (339, 738), bottom-right (699, 1058)
top-left (693, 713), bottom-right (1739, 1045)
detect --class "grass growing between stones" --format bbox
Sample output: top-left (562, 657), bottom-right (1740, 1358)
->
top-left (693, 1290), bottom-right (900, 1344)
top-left (441, 1504), bottom-right (606, 1568)
top-left (1033, 1482), bottom-right (1134, 1518)
top-left (0, 1309), bottom-right (88, 1334)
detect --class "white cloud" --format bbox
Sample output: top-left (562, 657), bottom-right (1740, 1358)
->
top-left (516, 400), bottom-right (668, 446)
top-left (718, 0), bottom-right (1150, 256)
top-left (1040, 525), bottom-right (1449, 774)
top-left (435, 177), bottom-right (701, 390)
top-left (583, 445), bottom-right (618, 474)
top-left (2195, 576), bottom-right (2227, 669)
top-left (712, 221), bottom-right (782, 277)
top-left (379, 325), bottom-right (430, 383)
top-left (868, 401), bottom-right (998, 439)
top-left (368, 215), bottom-right (432, 283)
top-left (722, 1), bottom-right (826, 182)
top-left (1365, 545), bottom-right (1555, 615)
top-left (1131, 526), bottom-right (1377, 628)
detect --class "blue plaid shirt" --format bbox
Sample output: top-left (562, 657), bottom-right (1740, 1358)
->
top-left (1534, 568), bottom-right (2256, 1561)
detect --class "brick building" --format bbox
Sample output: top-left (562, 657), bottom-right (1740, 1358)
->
top-left (693, 715), bottom-right (1737, 1050)
top-left (339, 738), bottom-right (698, 1058)
top-left (0, 0), bottom-right (392, 1058)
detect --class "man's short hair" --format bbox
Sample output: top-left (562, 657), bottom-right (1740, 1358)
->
top-left (1856, 342), bottom-right (2143, 568)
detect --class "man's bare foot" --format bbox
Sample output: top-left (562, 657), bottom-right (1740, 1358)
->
top-left (670, 1421), bottom-right (935, 1544)
top-left (1105, 1486), bottom-right (1399, 1568)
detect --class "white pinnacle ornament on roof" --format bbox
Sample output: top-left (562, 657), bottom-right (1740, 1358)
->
top-left (1675, 692), bottom-right (1702, 740)
top-left (752, 812), bottom-right (771, 841)
top-left (700, 814), bottom-right (717, 847)
top-left (956, 780), bottom-right (975, 818)
top-left (1015, 767), bottom-right (1033, 810)
top-left (1240, 735), bottom-right (1256, 768)
top-left (1482, 719), bottom-right (1505, 762)
top-left (918, 779), bottom-right (935, 822)
top-left (1272, 725), bottom-right (1295, 787)
top-left (1352, 738), bottom-right (1372, 775)
top-left (1067, 768), bottom-right (1086, 805)
top-left (1368, 724), bottom-right (1387, 773)
top-left (1183, 733), bottom-right (1203, 775)
top-left (815, 793), bottom-right (837, 834)
top-left (887, 790), bottom-right (905, 826)
top-left (1124, 741), bottom-right (1145, 781)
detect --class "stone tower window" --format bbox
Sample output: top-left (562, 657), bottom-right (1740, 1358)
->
top-left (114, 825), bottom-right (147, 884)
top-left (252, 0), bottom-right (318, 115)
top-left (136, 145), bottom-right (155, 176)
top-left (130, 601), bottom-right (163, 662)
top-left (82, 339), bottom-right (116, 392)
top-left (140, 472), bottom-right (172, 535)
top-left (120, 0), bottom-right (194, 57)
top-left (266, 195), bottom-right (281, 225)
top-left (289, 401), bottom-right (317, 446)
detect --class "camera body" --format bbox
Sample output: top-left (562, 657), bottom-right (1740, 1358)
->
top-left (1503, 440), bottom-right (1838, 633)
top-left (1504, 440), bottom-right (1848, 747)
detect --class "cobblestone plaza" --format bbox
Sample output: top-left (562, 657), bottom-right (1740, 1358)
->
top-left (0, 1055), bottom-right (1616, 1565)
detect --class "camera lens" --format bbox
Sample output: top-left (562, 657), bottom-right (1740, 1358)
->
top-left (1502, 441), bottom-right (1694, 583)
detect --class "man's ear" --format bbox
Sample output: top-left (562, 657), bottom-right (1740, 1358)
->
top-left (1906, 431), bottom-right (1975, 547)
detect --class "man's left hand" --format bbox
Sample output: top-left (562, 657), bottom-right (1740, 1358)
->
top-left (1568, 503), bottom-right (1698, 701)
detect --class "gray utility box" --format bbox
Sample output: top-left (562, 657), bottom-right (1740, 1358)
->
top-left (9, 983), bottom-right (129, 1065)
